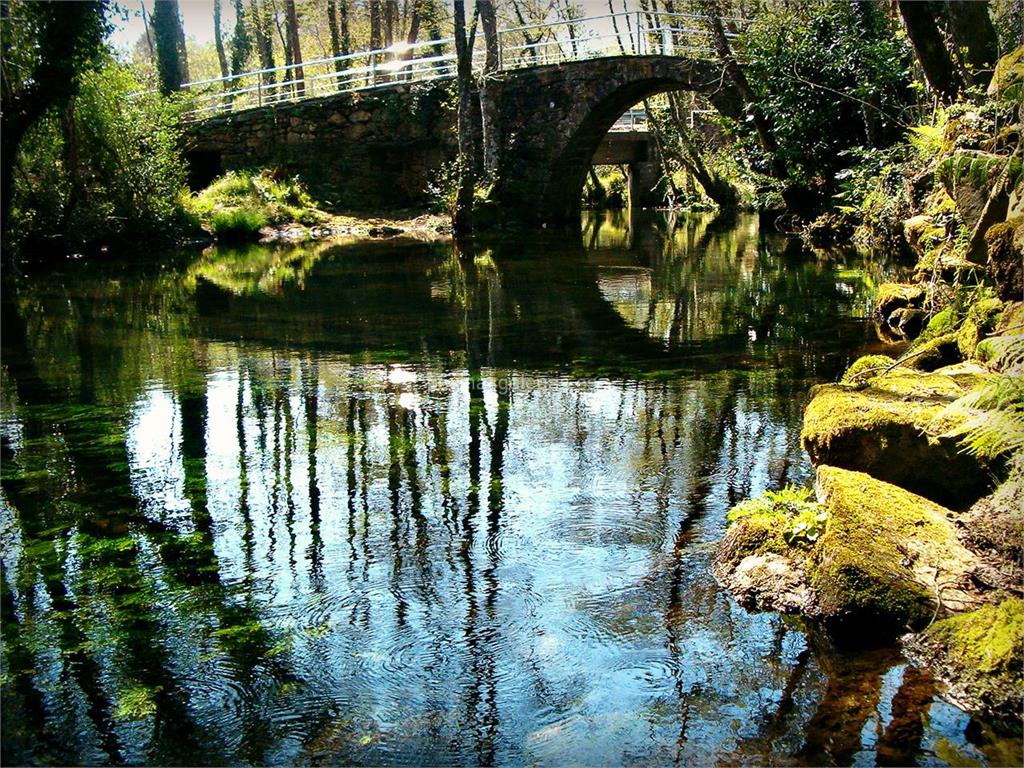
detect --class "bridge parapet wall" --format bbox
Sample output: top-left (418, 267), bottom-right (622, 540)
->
top-left (184, 82), bottom-right (454, 209)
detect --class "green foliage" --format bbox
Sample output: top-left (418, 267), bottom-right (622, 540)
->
top-left (739, 0), bottom-right (913, 188)
top-left (938, 335), bottom-right (1024, 460)
top-left (10, 58), bottom-right (189, 252)
top-left (184, 169), bottom-right (327, 240)
top-left (728, 485), bottom-right (828, 545)
top-left (114, 684), bottom-right (162, 721)
top-left (210, 208), bottom-right (268, 241)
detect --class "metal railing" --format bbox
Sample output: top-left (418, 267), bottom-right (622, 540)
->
top-left (181, 11), bottom-right (741, 121)
top-left (609, 110), bottom-right (649, 132)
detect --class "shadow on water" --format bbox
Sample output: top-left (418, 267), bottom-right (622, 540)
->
top-left (2, 211), bottom-right (1018, 765)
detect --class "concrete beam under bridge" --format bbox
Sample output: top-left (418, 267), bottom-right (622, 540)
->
top-left (592, 131), bottom-right (664, 210)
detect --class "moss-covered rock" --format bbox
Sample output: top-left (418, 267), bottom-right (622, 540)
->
top-left (714, 488), bottom-right (824, 616)
top-left (810, 467), bottom-right (989, 635)
top-left (801, 371), bottom-right (992, 507)
top-left (938, 150), bottom-right (1023, 232)
top-left (874, 282), bottom-right (925, 319)
top-left (988, 44), bottom-right (1024, 102)
top-left (996, 300), bottom-right (1024, 333)
top-left (841, 354), bottom-right (896, 384)
top-left (906, 332), bottom-right (962, 371)
top-left (904, 598), bottom-right (1024, 722)
top-left (984, 217), bottom-right (1023, 301)
top-left (957, 318), bottom-right (982, 358)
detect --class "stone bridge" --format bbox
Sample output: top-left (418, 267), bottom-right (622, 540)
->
top-left (185, 55), bottom-right (741, 226)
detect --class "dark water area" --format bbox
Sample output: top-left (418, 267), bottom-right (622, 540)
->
top-left (1, 211), bottom-right (1018, 766)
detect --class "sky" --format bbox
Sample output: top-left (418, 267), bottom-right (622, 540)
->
top-left (108, 0), bottom-right (643, 56)
top-left (110, 1), bottom-right (238, 55)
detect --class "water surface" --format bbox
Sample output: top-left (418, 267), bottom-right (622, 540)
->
top-left (2, 212), bottom-right (1017, 766)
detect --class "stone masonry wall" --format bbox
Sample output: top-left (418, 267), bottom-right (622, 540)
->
top-left (184, 81), bottom-right (455, 210)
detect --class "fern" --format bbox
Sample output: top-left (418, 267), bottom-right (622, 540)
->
top-left (976, 333), bottom-right (1024, 373)
top-left (938, 374), bottom-right (1024, 460)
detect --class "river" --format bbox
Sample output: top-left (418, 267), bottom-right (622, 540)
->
top-left (1, 212), bottom-right (1018, 765)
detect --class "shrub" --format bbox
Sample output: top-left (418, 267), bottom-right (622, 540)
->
top-left (10, 57), bottom-right (188, 253)
top-left (210, 208), bottom-right (268, 242)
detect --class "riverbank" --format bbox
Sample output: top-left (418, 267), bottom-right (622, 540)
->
top-left (259, 209), bottom-right (451, 243)
top-left (714, 47), bottom-right (1024, 726)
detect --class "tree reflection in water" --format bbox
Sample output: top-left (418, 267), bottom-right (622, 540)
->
top-left (2, 213), bottom-right (1016, 766)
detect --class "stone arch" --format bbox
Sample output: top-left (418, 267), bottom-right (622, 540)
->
top-left (492, 56), bottom-right (742, 226)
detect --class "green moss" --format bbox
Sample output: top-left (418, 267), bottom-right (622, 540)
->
top-left (968, 297), bottom-right (1004, 332)
top-left (874, 282), bottom-right (925, 318)
top-left (841, 354), bottom-right (896, 384)
top-left (988, 45), bottom-right (1024, 102)
top-left (910, 597), bottom-right (1024, 719)
top-left (810, 466), bottom-right (982, 634)
top-left (907, 332), bottom-right (962, 371)
top-left (924, 598), bottom-right (1024, 674)
top-left (801, 374), bottom-right (992, 506)
top-left (957, 318), bottom-right (981, 358)
top-left (921, 307), bottom-right (957, 339)
top-left (716, 505), bottom-right (792, 573)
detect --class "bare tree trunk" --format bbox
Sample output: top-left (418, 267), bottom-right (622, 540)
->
top-left (385, 0), bottom-right (397, 48)
top-left (453, 0), bottom-right (476, 236)
top-left (896, 0), bottom-right (962, 103)
top-left (478, 0), bottom-right (501, 177)
top-left (285, 0), bottom-right (305, 96)
top-left (139, 1), bottom-right (156, 60)
top-left (948, 0), bottom-right (999, 88)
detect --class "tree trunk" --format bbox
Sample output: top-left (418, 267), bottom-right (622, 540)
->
top-left (250, 0), bottom-right (276, 86)
top-left (948, 0), bottom-right (999, 88)
top-left (176, 2), bottom-right (190, 83)
top-left (701, 0), bottom-right (786, 180)
top-left (370, 0), bottom-right (383, 48)
top-left (213, 0), bottom-right (230, 81)
top-left (284, 0), bottom-right (304, 96)
top-left (385, 0), bottom-right (398, 48)
top-left (897, 0), bottom-right (962, 103)
top-left (1, 1), bottom-right (105, 246)
top-left (453, 0), bottom-right (476, 236)
top-left (152, 0), bottom-right (185, 95)
top-left (327, 0), bottom-right (343, 66)
top-left (478, 0), bottom-right (501, 177)
top-left (230, 0), bottom-right (252, 76)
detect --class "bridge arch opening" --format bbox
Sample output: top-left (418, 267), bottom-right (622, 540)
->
top-left (492, 57), bottom-right (742, 227)
top-left (548, 80), bottom-right (705, 222)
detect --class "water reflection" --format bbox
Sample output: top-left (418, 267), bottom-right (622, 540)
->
top-left (2, 213), bottom-right (1016, 765)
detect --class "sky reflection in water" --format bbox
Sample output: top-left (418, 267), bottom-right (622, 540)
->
top-left (1, 212), bottom-right (1017, 766)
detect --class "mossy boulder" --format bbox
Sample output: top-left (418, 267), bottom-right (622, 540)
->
top-left (988, 44), bottom-right (1024, 102)
top-left (810, 467), bottom-right (989, 636)
top-left (841, 354), bottom-right (896, 384)
top-left (957, 319), bottom-right (982, 358)
top-left (937, 150), bottom-right (1023, 232)
top-left (904, 598), bottom-right (1024, 721)
top-left (874, 282), bottom-right (925, 319)
top-left (906, 332), bottom-right (962, 371)
top-left (984, 217), bottom-right (1023, 301)
top-left (801, 370), bottom-right (992, 507)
